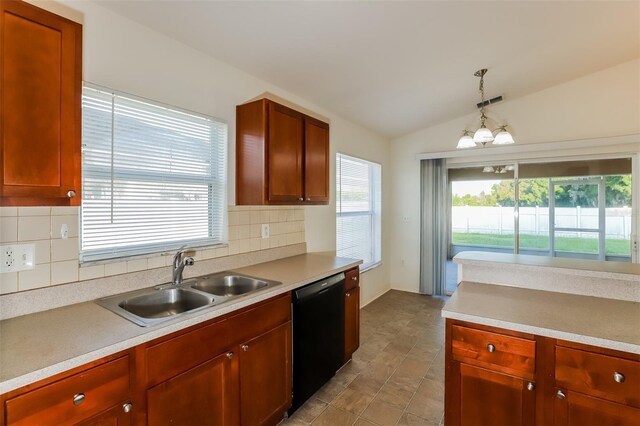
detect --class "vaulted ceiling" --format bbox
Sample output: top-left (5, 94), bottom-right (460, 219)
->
top-left (97, 1), bottom-right (639, 138)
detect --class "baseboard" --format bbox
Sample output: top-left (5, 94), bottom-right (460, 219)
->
top-left (361, 287), bottom-right (391, 307)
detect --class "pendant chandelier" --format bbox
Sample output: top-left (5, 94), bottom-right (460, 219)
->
top-left (457, 69), bottom-right (515, 149)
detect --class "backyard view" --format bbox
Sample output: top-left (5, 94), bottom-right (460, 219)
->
top-left (451, 175), bottom-right (633, 257)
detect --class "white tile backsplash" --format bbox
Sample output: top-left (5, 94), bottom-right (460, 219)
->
top-left (1, 205), bottom-right (306, 294)
top-left (0, 217), bottom-right (18, 243)
top-left (50, 238), bottom-right (79, 262)
top-left (18, 216), bottom-right (50, 241)
top-left (51, 260), bottom-right (79, 285)
top-left (18, 264), bottom-right (50, 291)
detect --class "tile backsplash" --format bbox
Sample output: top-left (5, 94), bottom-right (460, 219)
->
top-left (0, 205), bottom-right (305, 294)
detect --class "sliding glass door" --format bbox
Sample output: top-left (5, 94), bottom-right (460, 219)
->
top-left (446, 156), bottom-right (635, 294)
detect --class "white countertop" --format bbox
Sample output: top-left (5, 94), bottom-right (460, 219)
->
top-left (0, 253), bottom-right (361, 394)
top-left (442, 281), bottom-right (640, 354)
top-left (454, 251), bottom-right (640, 281)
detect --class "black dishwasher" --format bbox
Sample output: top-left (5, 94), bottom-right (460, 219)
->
top-left (290, 272), bottom-right (345, 413)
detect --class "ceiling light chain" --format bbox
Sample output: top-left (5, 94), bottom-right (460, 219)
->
top-left (456, 68), bottom-right (515, 149)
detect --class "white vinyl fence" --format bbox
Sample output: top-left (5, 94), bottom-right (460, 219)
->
top-left (452, 206), bottom-right (632, 240)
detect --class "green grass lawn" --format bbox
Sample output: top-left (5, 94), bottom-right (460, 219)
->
top-left (452, 232), bottom-right (630, 256)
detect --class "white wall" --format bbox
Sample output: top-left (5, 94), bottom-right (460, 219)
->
top-left (389, 59), bottom-right (640, 293)
top-left (29, 0), bottom-right (391, 305)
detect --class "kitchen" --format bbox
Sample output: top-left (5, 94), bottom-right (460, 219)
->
top-left (0, 1), bottom-right (639, 425)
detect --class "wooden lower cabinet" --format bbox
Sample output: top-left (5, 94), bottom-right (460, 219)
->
top-left (344, 286), bottom-right (360, 362)
top-left (553, 389), bottom-right (640, 426)
top-left (1, 293), bottom-right (293, 426)
top-left (445, 319), bottom-right (640, 426)
top-left (458, 364), bottom-right (535, 426)
top-left (239, 322), bottom-right (292, 426)
top-left (147, 350), bottom-right (239, 426)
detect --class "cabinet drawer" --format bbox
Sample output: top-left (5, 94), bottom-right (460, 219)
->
top-left (5, 356), bottom-right (130, 426)
top-left (451, 325), bottom-right (535, 378)
top-left (556, 346), bottom-right (640, 407)
top-left (344, 267), bottom-right (359, 291)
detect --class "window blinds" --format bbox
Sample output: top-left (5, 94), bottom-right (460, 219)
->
top-left (81, 85), bottom-right (227, 262)
top-left (336, 154), bottom-right (382, 270)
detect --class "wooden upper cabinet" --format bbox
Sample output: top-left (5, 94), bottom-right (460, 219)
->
top-left (304, 119), bottom-right (329, 203)
top-left (236, 98), bottom-right (329, 205)
top-left (267, 102), bottom-right (304, 203)
top-left (0, 0), bottom-right (82, 206)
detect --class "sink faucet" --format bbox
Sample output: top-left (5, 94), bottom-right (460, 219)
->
top-left (172, 247), bottom-right (195, 285)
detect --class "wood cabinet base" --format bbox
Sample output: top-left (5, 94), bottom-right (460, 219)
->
top-left (445, 319), bottom-right (640, 426)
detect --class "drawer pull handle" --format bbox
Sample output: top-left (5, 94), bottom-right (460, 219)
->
top-left (226, 352), bottom-right (234, 359)
top-left (346, 293), bottom-right (350, 297)
top-left (526, 382), bottom-right (535, 391)
top-left (351, 276), bottom-right (358, 281)
top-left (242, 344), bottom-right (249, 351)
top-left (73, 393), bottom-right (85, 406)
top-left (556, 390), bottom-right (566, 400)
top-left (67, 190), bottom-right (76, 198)
top-left (613, 372), bottom-right (625, 383)
top-left (122, 403), bottom-right (133, 413)
top-left (487, 344), bottom-right (496, 353)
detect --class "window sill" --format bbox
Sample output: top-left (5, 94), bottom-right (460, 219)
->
top-left (360, 262), bottom-right (382, 274)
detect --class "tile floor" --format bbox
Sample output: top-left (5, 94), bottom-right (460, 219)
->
top-left (284, 290), bottom-right (447, 426)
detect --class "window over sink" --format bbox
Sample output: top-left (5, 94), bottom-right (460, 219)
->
top-left (336, 153), bottom-right (382, 271)
top-left (80, 84), bottom-right (227, 263)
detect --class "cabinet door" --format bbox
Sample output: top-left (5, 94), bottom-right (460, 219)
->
top-left (554, 389), bottom-right (640, 426)
top-left (76, 404), bottom-right (131, 426)
top-left (304, 120), bottom-right (329, 203)
top-left (458, 364), bottom-right (535, 426)
top-left (147, 350), bottom-right (239, 426)
top-left (267, 103), bottom-right (303, 203)
top-left (239, 322), bottom-right (292, 426)
top-left (344, 286), bottom-right (360, 362)
top-left (0, 0), bottom-right (81, 206)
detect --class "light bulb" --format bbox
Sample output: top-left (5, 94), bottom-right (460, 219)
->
top-left (457, 133), bottom-right (476, 149)
top-left (482, 166), bottom-right (495, 173)
top-left (493, 129), bottom-right (515, 145)
top-left (473, 126), bottom-right (494, 144)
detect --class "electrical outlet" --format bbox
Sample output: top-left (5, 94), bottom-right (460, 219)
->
top-left (1, 243), bottom-right (35, 273)
top-left (261, 224), bottom-right (270, 239)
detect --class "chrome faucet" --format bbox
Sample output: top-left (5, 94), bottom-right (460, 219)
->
top-left (172, 247), bottom-right (195, 285)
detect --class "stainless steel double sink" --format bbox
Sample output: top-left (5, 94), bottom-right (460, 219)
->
top-left (97, 272), bottom-right (281, 327)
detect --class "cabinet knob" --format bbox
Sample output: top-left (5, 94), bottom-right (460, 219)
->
top-left (226, 351), bottom-right (234, 359)
top-left (346, 293), bottom-right (350, 297)
top-left (241, 344), bottom-right (249, 351)
top-left (72, 393), bottom-right (85, 406)
top-left (298, 197), bottom-right (304, 201)
top-left (526, 382), bottom-right (535, 391)
top-left (351, 276), bottom-right (357, 281)
top-left (67, 190), bottom-right (76, 198)
top-left (556, 390), bottom-right (566, 400)
top-left (306, 197), bottom-right (311, 201)
top-left (613, 372), bottom-right (625, 383)
top-left (487, 344), bottom-right (496, 353)
top-left (122, 403), bottom-right (133, 413)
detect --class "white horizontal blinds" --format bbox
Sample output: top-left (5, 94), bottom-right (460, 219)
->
top-left (336, 154), bottom-right (382, 270)
top-left (81, 85), bottom-right (227, 262)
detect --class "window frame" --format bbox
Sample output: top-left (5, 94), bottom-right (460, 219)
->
top-left (80, 83), bottom-right (228, 264)
top-left (336, 153), bottom-right (382, 272)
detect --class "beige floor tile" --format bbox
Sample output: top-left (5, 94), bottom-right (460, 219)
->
top-left (397, 412), bottom-right (439, 426)
top-left (315, 380), bottom-right (346, 403)
top-left (353, 419), bottom-right (377, 426)
top-left (347, 374), bottom-right (384, 397)
top-left (360, 397), bottom-right (404, 426)
top-left (331, 387), bottom-right (375, 416)
top-left (376, 382), bottom-right (414, 409)
top-left (311, 405), bottom-right (358, 426)
top-left (292, 397), bottom-right (328, 423)
top-left (405, 391), bottom-right (444, 424)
